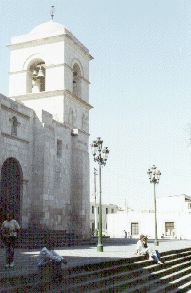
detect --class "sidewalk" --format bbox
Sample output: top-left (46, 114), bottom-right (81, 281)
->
top-left (0, 239), bottom-right (191, 278)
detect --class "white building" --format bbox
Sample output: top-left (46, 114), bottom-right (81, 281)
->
top-left (0, 19), bottom-right (93, 238)
top-left (107, 195), bottom-right (191, 239)
top-left (90, 202), bottom-right (120, 235)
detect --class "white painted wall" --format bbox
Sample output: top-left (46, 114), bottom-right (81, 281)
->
top-left (90, 202), bottom-right (119, 235)
top-left (107, 195), bottom-right (191, 239)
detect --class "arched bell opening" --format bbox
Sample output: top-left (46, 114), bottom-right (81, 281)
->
top-left (73, 63), bottom-right (81, 97)
top-left (26, 59), bottom-right (46, 93)
top-left (0, 158), bottom-right (23, 223)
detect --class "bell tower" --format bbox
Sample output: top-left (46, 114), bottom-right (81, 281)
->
top-left (8, 20), bottom-right (93, 129)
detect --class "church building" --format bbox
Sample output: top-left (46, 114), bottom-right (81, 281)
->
top-left (0, 19), bottom-right (93, 238)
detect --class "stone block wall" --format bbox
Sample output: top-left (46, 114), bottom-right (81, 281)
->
top-left (0, 94), bottom-right (90, 238)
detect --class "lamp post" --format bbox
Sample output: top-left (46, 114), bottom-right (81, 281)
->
top-left (93, 167), bottom-right (98, 235)
top-left (91, 137), bottom-right (109, 252)
top-left (147, 165), bottom-right (161, 246)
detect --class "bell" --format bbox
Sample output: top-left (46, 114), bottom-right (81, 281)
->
top-left (37, 67), bottom-right (45, 79)
top-left (32, 69), bottom-right (38, 77)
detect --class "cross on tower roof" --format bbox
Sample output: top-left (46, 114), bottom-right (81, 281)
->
top-left (50, 5), bottom-right (55, 21)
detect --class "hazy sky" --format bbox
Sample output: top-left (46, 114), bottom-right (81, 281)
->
top-left (1, 0), bottom-right (191, 210)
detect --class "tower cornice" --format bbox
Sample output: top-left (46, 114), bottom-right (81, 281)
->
top-left (8, 35), bottom-right (93, 60)
top-left (11, 90), bottom-right (93, 110)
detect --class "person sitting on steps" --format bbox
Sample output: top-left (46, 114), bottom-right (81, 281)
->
top-left (38, 235), bottom-right (67, 283)
top-left (136, 234), bottom-right (164, 264)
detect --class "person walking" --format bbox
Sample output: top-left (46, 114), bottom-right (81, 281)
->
top-left (1, 212), bottom-right (20, 268)
top-left (136, 234), bottom-right (164, 264)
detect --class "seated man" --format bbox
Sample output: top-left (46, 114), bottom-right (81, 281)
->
top-left (38, 237), bottom-right (67, 282)
top-left (136, 234), bottom-right (164, 264)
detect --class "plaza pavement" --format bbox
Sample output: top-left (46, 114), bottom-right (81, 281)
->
top-left (0, 239), bottom-right (191, 279)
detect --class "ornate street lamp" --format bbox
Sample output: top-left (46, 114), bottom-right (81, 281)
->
top-left (147, 165), bottom-right (161, 246)
top-left (91, 137), bottom-right (109, 252)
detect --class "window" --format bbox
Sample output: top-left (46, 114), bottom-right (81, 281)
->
top-left (98, 207), bottom-right (99, 214)
top-left (82, 113), bottom-right (88, 131)
top-left (68, 108), bottom-right (74, 126)
top-left (73, 64), bottom-right (81, 97)
top-left (131, 222), bottom-right (139, 235)
top-left (188, 203), bottom-right (191, 209)
top-left (92, 222), bottom-right (95, 232)
top-left (27, 59), bottom-right (45, 93)
top-left (165, 222), bottom-right (175, 236)
top-left (11, 116), bottom-right (18, 136)
top-left (111, 209), bottom-right (114, 213)
top-left (106, 208), bottom-right (108, 214)
top-left (57, 140), bottom-right (62, 157)
top-left (92, 206), bottom-right (94, 214)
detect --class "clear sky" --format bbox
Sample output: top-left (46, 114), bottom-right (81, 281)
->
top-left (1, 0), bottom-right (191, 210)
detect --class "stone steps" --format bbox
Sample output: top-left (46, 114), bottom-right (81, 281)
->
top-left (62, 258), bottom-right (191, 292)
top-left (1, 247), bottom-right (191, 292)
top-left (177, 279), bottom-right (191, 292)
top-left (0, 231), bottom-right (97, 249)
top-left (150, 272), bottom-right (191, 293)
top-left (125, 267), bottom-right (191, 293)
top-left (55, 247), bottom-right (191, 293)
top-left (61, 256), bottom-right (191, 290)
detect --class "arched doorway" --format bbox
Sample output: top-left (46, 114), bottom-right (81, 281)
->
top-left (0, 158), bottom-right (22, 223)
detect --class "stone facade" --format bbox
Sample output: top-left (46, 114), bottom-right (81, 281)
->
top-left (0, 20), bottom-right (93, 238)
